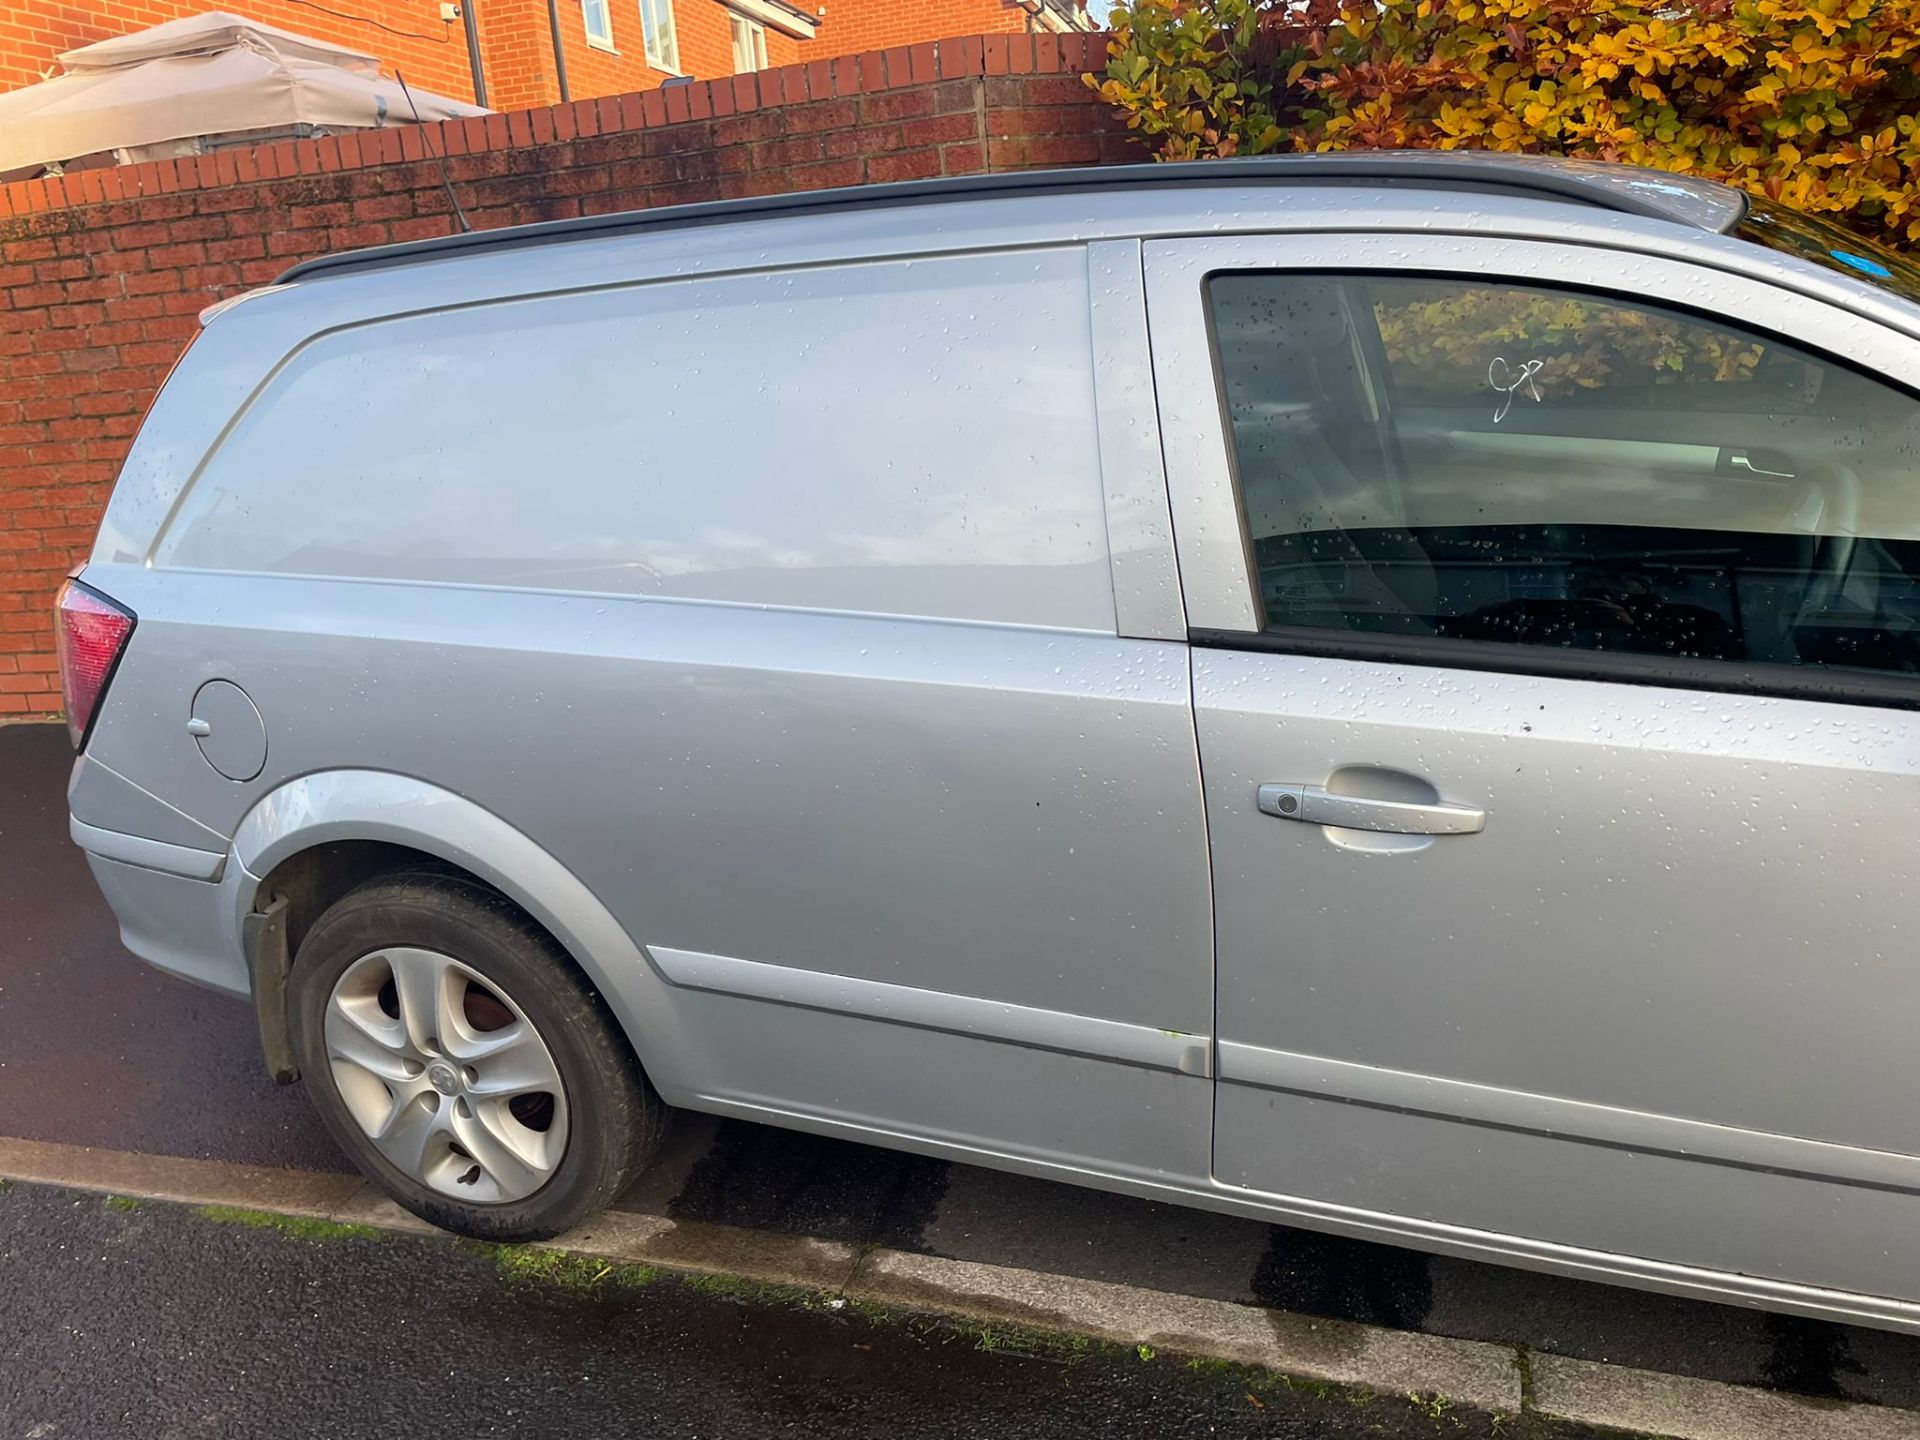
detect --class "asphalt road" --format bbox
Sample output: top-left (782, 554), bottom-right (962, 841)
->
top-left (0, 1182), bottom-right (1608, 1439)
top-left (0, 723), bottom-right (341, 1170)
top-left (4, 719), bottom-right (1918, 1415)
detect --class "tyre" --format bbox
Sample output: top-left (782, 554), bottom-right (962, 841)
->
top-left (288, 870), bottom-right (664, 1241)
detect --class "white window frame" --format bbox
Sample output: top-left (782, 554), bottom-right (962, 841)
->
top-left (582, 0), bottom-right (615, 50)
top-left (730, 13), bottom-right (768, 72)
top-left (639, 0), bottom-right (680, 72)
top-left (721, 0), bottom-right (817, 40)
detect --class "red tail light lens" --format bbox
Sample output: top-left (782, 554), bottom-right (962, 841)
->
top-left (55, 579), bottom-right (136, 750)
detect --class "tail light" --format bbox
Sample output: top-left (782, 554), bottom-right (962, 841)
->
top-left (55, 578), bottom-right (136, 750)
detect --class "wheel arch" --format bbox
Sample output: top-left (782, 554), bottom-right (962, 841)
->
top-left (230, 770), bottom-right (666, 1088)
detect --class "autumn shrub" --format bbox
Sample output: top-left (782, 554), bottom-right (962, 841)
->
top-left (1089, 0), bottom-right (1920, 252)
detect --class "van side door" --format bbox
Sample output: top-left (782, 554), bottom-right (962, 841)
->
top-left (1146, 231), bottom-right (1920, 1300)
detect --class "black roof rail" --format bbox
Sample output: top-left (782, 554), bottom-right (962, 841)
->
top-left (277, 152), bottom-right (1747, 284)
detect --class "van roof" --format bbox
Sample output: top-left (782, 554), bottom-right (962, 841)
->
top-left (277, 151), bottom-right (1748, 284)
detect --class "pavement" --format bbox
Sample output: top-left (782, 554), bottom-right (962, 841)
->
top-left (6, 717), bottom-right (1920, 1437)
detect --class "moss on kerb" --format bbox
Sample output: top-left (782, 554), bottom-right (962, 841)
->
top-left (476, 1242), bottom-right (659, 1292)
top-left (638, 1272), bottom-right (1114, 1366)
top-left (1184, 1355), bottom-right (1375, 1408)
top-left (103, 1195), bottom-right (143, 1212)
top-left (935, 1314), bottom-right (1101, 1362)
top-left (194, 1204), bottom-right (381, 1242)
top-left (1515, 1344), bottom-right (1538, 1412)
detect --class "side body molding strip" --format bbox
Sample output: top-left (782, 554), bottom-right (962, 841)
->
top-left (649, 944), bottom-right (1212, 1078)
top-left (1220, 1043), bottom-right (1920, 1194)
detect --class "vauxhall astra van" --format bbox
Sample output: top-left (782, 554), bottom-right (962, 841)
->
top-left (60, 153), bottom-right (1920, 1332)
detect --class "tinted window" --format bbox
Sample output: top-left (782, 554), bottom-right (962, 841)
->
top-left (1209, 273), bottom-right (1920, 681)
top-left (158, 252), bottom-right (1113, 631)
top-left (1736, 199), bottom-right (1920, 310)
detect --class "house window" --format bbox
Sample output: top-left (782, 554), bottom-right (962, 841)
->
top-left (582, 0), bottom-right (614, 48)
top-left (730, 13), bottom-right (768, 71)
top-left (639, 0), bottom-right (679, 70)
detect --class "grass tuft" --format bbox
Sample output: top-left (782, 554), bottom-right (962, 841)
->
top-left (1408, 1390), bottom-right (1455, 1423)
top-left (478, 1243), bottom-right (658, 1292)
top-left (925, 1314), bottom-right (1099, 1363)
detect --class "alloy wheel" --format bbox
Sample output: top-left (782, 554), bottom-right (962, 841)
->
top-left (322, 946), bottom-right (569, 1203)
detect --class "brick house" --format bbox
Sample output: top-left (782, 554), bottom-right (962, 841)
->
top-left (0, 0), bottom-right (1100, 111)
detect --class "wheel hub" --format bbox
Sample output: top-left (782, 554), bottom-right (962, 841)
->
top-left (321, 946), bottom-right (569, 1205)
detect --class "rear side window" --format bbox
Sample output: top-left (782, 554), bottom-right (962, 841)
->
top-left (156, 251), bottom-right (1112, 631)
top-left (1736, 198), bottom-right (1920, 310)
top-left (1208, 272), bottom-right (1920, 685)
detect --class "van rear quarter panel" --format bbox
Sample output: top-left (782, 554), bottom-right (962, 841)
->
top-left (83, 240), bottom-right (1216, 1179)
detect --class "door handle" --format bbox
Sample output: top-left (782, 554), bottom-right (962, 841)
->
top-left (1256, 784), bottom-right (1485, 836)
top-left (1722, 448), bottom-right (1796, 480)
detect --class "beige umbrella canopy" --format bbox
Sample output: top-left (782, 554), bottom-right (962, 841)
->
top-left (0, 11), bottom-right (487, 180)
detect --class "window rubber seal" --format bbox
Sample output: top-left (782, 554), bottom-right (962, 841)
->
top-left (1188, 625), bottom-right (1920, 712)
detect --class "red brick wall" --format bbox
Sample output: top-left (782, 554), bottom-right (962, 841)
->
top-left (0, 32), bottom-right (1135, 717)
top-left (0, 0), bottom-right (477, 101)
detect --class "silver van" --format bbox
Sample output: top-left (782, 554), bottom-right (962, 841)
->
top-left (61, 154), bottom-right (1920, 1332)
